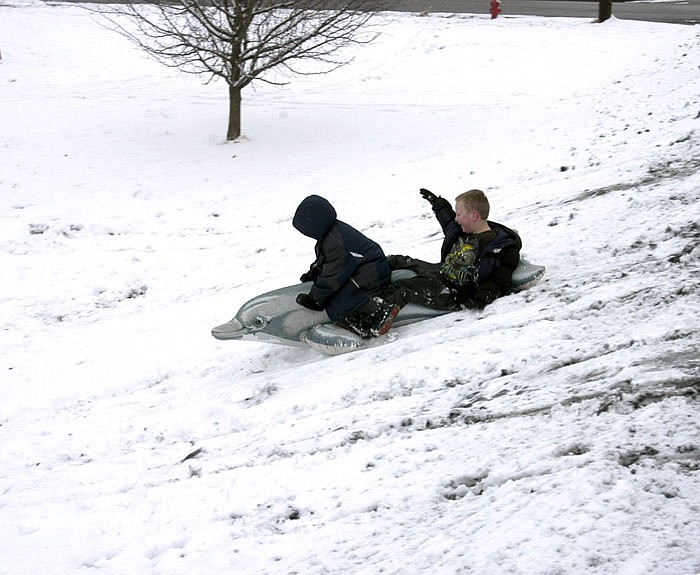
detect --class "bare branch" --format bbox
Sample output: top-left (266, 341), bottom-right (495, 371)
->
top-left (91, 0), bottom-right (382, 139)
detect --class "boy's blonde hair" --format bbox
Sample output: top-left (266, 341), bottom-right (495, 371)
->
top-left (455, 189), bottom-right (490, 220)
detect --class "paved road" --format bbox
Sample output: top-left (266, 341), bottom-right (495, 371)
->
top-left (52, 0), bottom-right (700, 24)
top-left (391, 0), bottom-right (700, 24)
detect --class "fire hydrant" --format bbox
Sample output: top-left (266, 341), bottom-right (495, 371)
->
top-left (490, 0), bottom-right (501, 18)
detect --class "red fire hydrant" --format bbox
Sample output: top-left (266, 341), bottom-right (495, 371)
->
top-left (490, 0), bottom-right (501, 18)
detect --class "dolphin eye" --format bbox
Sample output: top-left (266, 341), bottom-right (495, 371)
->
top-left (253, 316), bottom-right (267, 328)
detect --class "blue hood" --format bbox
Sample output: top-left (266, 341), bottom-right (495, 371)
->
top-left (293, 195), bottom-right (337, 240)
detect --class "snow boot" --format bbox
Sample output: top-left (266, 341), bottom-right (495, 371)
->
top-left (340, 297), bottom-right (400, 338)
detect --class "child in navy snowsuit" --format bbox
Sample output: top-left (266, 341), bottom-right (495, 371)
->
top-left (293, 195), bottom-right (399, 337)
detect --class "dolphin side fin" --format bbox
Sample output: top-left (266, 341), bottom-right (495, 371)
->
top-left (302, 324), bottom-right (367, 355)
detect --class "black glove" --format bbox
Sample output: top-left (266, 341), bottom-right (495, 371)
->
top-left (419, 188), bottom-right (439, 206)
top-left (300, 262), bottom-right (320, 283)
top-left (296, 293), bottom-right (323, 311)
top-left (420, 188), bottom-right (451, 212)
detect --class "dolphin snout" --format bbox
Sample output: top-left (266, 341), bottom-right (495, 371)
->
top-left (211, 318), bottom-right (248, 340)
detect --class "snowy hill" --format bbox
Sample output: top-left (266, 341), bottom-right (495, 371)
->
top-left (1, 3), bottom-right (699, 574)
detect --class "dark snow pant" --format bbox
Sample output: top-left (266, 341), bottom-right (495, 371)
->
top-left (382, 255), bottom-right (461, 311)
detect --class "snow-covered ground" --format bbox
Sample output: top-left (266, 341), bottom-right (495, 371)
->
top-left (1, 3), bottom-right (699, 574)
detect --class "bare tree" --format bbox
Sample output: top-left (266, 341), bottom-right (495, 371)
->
top-left (598, 0), bottom-right (612, 22)
top-left (97, 0), bottom-right (381, 140)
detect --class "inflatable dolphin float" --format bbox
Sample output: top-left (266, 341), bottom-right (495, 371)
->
top-left (212, 259), bottom-right (545, 355)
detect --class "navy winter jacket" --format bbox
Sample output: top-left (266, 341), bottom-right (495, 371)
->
top-left (293, 195), bottom-right (392, 321)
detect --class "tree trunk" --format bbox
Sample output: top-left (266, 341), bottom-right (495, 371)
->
top-left (227, 84), bottom-right (242, 141)
top-left (598, 0), bottom-right (612, 22)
